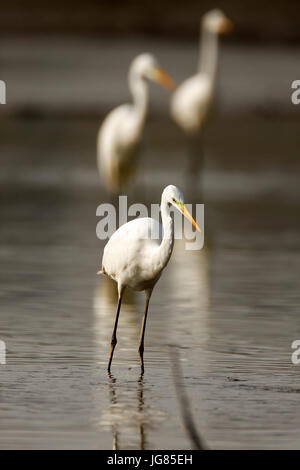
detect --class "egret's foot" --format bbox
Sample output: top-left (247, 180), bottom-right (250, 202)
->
top-left (138, 345), bottom-right (145, 375)
top-left (108, 338), bottom-right (117, 373)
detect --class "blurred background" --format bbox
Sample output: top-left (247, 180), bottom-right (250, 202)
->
top-left (0, 0), bottom-right (300, 450)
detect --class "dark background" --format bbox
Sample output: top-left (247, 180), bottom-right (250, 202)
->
top-left (0, 0), bottom-right (300, 43)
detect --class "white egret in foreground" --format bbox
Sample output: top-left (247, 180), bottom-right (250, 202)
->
top-left (98, 185), bottom-right (201, 374)
top-left (97, 53), bottom-right (176, 194)
top-left (170, 10), bottom-right (232, 191)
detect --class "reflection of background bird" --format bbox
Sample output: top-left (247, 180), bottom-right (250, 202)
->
top-left (97, 53), bottom-right (175, 194)
top-left (170, 10), bottom-right (233, 199)
top-left (167, 239), bottom-right (210, 345)
top-left (99, 185), bottom-right (201, 375)
top-left (93, 275), bottom-right (137, 355)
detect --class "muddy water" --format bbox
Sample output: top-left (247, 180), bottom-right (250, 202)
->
top-left (0, 110), bottom-right (300, 449)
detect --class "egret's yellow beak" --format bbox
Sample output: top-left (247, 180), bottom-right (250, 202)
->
top-left (217, 17), bottom-right (234, 34)
top-left (180, 204), bottom-right (201, 233)
top-left (153, 66), bottom-right (177, 91)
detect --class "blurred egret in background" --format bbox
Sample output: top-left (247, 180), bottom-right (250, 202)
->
top-left (170, 10), bottom-right (233, 196)
top-left (98, 185), bottom-right (201, 374)
top-left (97, 53), bottom-right (176, 194)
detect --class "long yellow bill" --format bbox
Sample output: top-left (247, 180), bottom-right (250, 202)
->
top-left (218, 17), bottom-right (234, 34)
top-left (181, 205), bottom-right (201, 232)
top-left (153, 66), bottom-right (177, 91)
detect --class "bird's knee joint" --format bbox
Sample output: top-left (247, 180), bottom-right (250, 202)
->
top-left (111, 337), bottom-right (117, 347)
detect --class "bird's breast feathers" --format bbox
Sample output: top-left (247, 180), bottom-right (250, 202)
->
top-left (102, 218), bottom-right (163, 288)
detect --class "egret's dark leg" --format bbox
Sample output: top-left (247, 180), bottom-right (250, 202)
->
top-left (138, 289), bottom-right (152, 375)
top-left (108, 287), bottom-right (125, 373)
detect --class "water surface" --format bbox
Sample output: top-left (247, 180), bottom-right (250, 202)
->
top-left (0, 60), bottom-right (300, 448)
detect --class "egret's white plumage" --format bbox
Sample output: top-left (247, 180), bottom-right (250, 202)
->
top-left (99, 185), bottom-right (201, 374)
top-left (171, 9), bottom-right (232, 135)
top-left (97, 53), bottom-right (175, 193)
top-left (102, 217), bottom-right (164, 292)
top-left (171, 74), bottom-right (213, 134)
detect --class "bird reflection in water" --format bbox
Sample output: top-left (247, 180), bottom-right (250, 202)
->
top-left (167, 238), bottom-right (211, 350)
top-left (107, 373), bottom-right (119, 450)
top-left (107, 373), bottom-right (147, 450)
top-left (95, 278), bottom-right (151, 449)
top-left (137, 376), bottom-right (146, 450)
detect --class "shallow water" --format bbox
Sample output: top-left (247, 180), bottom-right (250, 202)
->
top-left (1, 108), bottom-right (300, 448)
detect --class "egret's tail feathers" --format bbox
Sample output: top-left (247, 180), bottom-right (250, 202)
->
top-left (97, 266), bottom-right (106, 275)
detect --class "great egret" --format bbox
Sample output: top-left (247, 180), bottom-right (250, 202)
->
top-left (170, 10), bottom-right (232, 193)
top-left (98, 185), bottom-right (201, 374)
top-left (97, 53), bottom-right (176, 194)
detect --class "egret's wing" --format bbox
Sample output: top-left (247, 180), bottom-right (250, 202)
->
top-left (102, 217), bottom-right (163, 284)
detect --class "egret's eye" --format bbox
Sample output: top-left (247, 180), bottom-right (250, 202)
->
top-left (172, 197), bottom-right (181, 206)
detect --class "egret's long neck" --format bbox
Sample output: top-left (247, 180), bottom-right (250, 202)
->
top-left (154, 198), bottom-right (174, 272)
top-left (129, 71), bottom-right (149, 132)
top-left (198, 25), bottom-right (219, 85)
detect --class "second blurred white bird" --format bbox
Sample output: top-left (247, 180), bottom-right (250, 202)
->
top-left (97, 53), bottom-right (175, 194)
top-left (170, 10), bottom-right (232, 135)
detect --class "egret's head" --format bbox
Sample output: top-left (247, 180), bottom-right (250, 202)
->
top-left (203, 9), bottom-right (233, 34)
top-left (130, 53), bottom-right (176, 91)
top-left (162, 185), bottom-right (201, 232)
